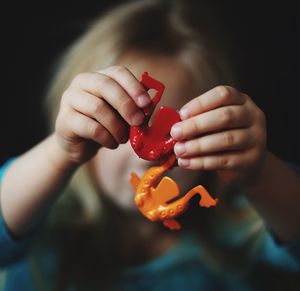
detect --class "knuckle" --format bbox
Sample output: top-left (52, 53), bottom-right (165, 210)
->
top-left (90, 124), bottom-right (117, 148)
top-left (109, 119), bottom-right (124, 141)
top-left (100, 130), bottom-right (111, 143)
top-left (120, 98), bottom-right (136, 119)
top-left (91, 99), bottom-right (106, 115)
top-left (216, 85), bottom-right (238, 103)
top-left (241, 93), bottom-right (250, 103)
top-left (110, 66), bottom-right (142, 97)
top-left (194, 95), bottom-right (203, 106)
top-left (115, 125), bottom-right (127, 142)
top-left (93, 73), bottom-right (111, 90)
top-left (102, 131), bottom-right (118, 148)
top-left (223, 132), bottom-right (235, 147)
top-left (190, 117), bottom-right (201, 135)
top-left (198, 158), bottom-right (205, 170)
top-left (219, 156), bottom-right (231, 169)
top-left (201, 157), bottom-right (214, 170)
top-left (195, 139), bottom-right (203, 153)
top-left (128, 80), bottom-right (143, 97)
top-left (221, 107), bottom-right (236, 125)
top-left (216, 85), bottom-right (231, 100)
top-left (86, 122), bottom-right (100, 139)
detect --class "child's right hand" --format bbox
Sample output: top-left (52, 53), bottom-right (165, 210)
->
top-left (54, 66), bottom-right (151, 164)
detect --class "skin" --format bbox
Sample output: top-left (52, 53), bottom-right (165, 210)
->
top-left (1, 51), bottom-right (300, 247)
top-left (90, 53), bottom-right (203, 210)
top-left (171, 83), bottom-right (267, 182)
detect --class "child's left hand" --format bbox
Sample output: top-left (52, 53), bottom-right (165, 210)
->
top-left (170, 86), bottom-right (267, 184)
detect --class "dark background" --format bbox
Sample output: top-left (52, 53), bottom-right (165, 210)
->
top-left (1, 0), bottom-right (299, 165)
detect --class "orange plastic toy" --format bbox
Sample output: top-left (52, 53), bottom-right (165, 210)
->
top-left (130, 155), bottom-right (219, 230)
top-left (129, 72), bottom-right (219, 230)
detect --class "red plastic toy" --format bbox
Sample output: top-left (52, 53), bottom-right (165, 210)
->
top-left (130, 72), bottom-right (218, 230)
top-left (130, 72), bottom-right (181, 161)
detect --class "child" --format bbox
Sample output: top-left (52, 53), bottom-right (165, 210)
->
top-left (1, 0), bottom-right (300, 290)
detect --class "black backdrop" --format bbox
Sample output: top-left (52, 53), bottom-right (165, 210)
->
top-left (1, 0), bottom-right (299, 165)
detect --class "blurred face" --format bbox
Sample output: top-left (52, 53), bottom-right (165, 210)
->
top-left (90, 51), bottom-right (203, 210)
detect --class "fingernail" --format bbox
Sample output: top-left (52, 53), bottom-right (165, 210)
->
top-left (137, 93), bottom-right (151, 107)
top-left (170, 124), bottom-right (182, 140)
top-left (178, 158), bottom-right (190, 167)
top-left (174, 143), bottom-right (186, 156)
top-left (131, 111), bottom-right (145, 126)
top-left (179, 107), bottom-right (190, 120)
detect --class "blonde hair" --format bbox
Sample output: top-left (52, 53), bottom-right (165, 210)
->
top-left (46, 0), bottom-right (237, 125)
top-left (41, 0), bottom-right (265, 289)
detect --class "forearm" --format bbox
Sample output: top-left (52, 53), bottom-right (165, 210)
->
top-left (245, 151), bottom-right (300, 242)
top-left (0, 134), bottom-right (78, 237)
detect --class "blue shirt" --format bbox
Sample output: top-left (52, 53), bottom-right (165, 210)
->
top-left (0, 158), bottom-right (300, 290)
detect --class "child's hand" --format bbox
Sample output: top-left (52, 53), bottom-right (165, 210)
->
top-left (55, 66), bottom-right (151, 164)
top-left (170, 86), bottom-right (267, 184)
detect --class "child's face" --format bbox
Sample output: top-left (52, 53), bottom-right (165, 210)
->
top-left (89, 51), bottom-right (203, 210)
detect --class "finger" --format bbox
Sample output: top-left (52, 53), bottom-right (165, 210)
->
top-left (100, 66), bottom-right (151, 107)
top-left (174, 129), bottom-right (253, 158)
top-left (171, 105), bottom-right (251, 141)
top-left (65, 110), bottom-right (118, 149)
top-left (177, 150), bottom-right (252, 171)
top-left (71, 72), bottom-right (145, 126)
top-left (179, 86), bottom-right (247, 120)
top-left (68, 90), bottom-right (129, 144)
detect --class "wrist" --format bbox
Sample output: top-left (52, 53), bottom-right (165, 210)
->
top-left (45, 134), bottom-right (80, 174)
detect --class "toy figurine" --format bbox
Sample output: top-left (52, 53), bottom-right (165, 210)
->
top-left (130, 72), bottom-right (181, 161)
top-left (130, 72), bottom-right (218, 230)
